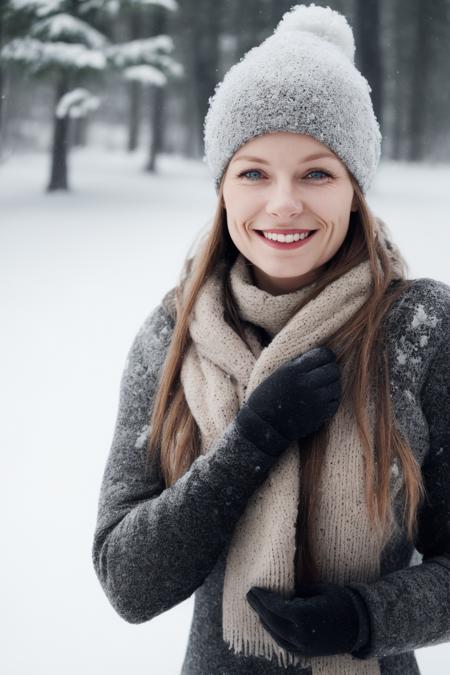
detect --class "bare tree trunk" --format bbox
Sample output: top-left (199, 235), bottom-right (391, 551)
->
top-left (145, 6), bottom-right (168, 172)
top-left (47, 73), bottom-right (71, 191)
top-left (127, 6), bottom-right (144, 152)
top-left (233, 0), bottom-right (266, 55)
top-left (390, 0), bottom-right (403, 160)
top-left (72, 116), bottom-right (88, 147)
top-left (0, 65), bottom-right (5, 153)
top-left (428, 0), bottom-right (450, 159)
top-left (146, 85), bottom-right (164, 171)
top-left (0, 6), bottom-right (5, 153)
top-left (407, 0), bottom-right (431, 161)
top-left (267, 0), bottom-right (295, 26)
top-left (128, 80), bottom-right (141, 151)
top-left (190, 0), bottom-right (221, 156)
top-left (354, 0), bottom-right (383, 130)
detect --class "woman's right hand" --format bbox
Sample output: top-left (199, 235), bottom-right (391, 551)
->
top-left (235, 346), bottom-right (342, 456)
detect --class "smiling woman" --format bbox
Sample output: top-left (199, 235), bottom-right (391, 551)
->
top-left (92, 4), bottom-right (450, 675)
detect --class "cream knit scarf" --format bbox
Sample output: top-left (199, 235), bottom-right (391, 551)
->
top-left (178, 226), bottom-right (403, 674)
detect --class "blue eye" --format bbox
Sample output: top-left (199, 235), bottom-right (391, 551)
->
top-left (306, 170), bottom-right (330, 180)
top-left (238, 169), bottom-right (263, 181)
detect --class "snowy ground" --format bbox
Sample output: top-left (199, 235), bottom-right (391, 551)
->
top-left (1, 147), bottom-right (449, 675)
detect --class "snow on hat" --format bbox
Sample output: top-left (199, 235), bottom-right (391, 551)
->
top-left (203, 3), bottom-right (381, 194)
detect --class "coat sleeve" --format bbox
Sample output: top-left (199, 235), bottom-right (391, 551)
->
top-left (346, 287), bottom-right (450, 661)
top-left (91, 303), bottom-right (277, 624)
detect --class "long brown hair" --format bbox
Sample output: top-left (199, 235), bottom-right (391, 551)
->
top-left (145, 175), bottom-right (425, 584)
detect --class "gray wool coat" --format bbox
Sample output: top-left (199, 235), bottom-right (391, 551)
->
top-left (92, 277), bottom-right (450, 675)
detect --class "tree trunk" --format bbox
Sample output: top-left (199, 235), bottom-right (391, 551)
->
top-left (126, 5), bottom-right (144, 152)
top-left (234, 0), bottom-right (266, 56)
top-left (389, 0), bottom-right (412, 160)
top-left (72, 116), bottom-right (88, 147)
top-left (127, 80), bottom-right (141, 151)
top-left (146, 84), bottom-right (164, 172)
top-left (47, 74), bottom-right (71, 192)
top-left (428, 0), bottom-right (450, 159)
top-left (354, 0), bottom-right (383, 131)
top-left (0, 65), bottom-right (5, 153)
top-left (0, 6), bottom-right (5, 153)
top-left (145, 5), bottom-right (168, 172)
top-left (190, 0), bottom-right (221, 157)
top-left (407, 0), bottom-right (431, 161)
top-left (267, 0), bottom-right (295, 26)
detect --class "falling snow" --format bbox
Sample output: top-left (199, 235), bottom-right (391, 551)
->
top-left (135, 424), bottom-right (150, 449)
top-left (411, 304), bottom-right (438, 330)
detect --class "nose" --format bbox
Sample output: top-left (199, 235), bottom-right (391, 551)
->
top-left (265, 182), bottom-right (304, 219)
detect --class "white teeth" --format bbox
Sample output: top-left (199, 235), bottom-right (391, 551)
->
top-left (262, 231), bottom-right (311, 242)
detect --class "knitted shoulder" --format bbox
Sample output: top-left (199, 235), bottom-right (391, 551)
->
top-left (383, 277), bottom-right (450, 355)
top-left (132, 297), bottom-right (175, 368)
top-left (160, 285), bottom-right (178, 321)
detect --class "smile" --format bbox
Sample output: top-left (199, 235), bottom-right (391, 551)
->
top-left (255, 229), bottom-right (318, 250)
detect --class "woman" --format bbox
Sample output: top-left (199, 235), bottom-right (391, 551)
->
top-left (92, 5), bottom-right (450, 674)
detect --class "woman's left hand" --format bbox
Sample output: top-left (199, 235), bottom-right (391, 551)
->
top-left (246, 582), bottom-right (366, 657)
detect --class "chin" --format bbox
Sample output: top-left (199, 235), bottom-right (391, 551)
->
top-left (261, 264), bottom-right (314, 279)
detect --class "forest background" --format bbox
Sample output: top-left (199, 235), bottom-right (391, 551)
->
top-left (1, 0), bottom-right (450, 190)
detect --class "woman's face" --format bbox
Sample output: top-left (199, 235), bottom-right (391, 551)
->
top-left (222, 132), bottom-right (357, 295)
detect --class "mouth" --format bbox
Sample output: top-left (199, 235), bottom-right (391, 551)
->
top-left (254, 229), bottom-right (318, 250)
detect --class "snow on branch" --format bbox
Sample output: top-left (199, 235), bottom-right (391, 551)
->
top-left (125, 0), bottom-right (178, 10)
top-left (11, 0), bottom-right (113, 17)
top-left (106, 35), bottom-right (174, 68)
top-left (1, 37), bottom-right (42, 64)
top-left (124, 65), bottom-right (167, 85)
top-left (32, 13), bottom-right (108, 49)
top-left (12, 0), bottom-right (64, 16)
top-left (1, 37), bottom-right (106, 71)
top-left (42, 41), bottom-right (107, 69)
top-left (152, 53), bottom-right (183, 78)
top-left (56, 87), bottom-right (100, 118)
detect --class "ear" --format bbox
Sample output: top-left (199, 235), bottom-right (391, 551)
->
top-left (350, 193), bottom-right (358, 213)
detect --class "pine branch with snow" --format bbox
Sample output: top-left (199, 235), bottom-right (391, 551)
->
top-left (2, 5), bottom-right (109, 76)
top-left (31, 13), bottom-right (108, 48)
top-left (56, 87), bottom-right (100, 118)
top-left (106, 35), bottom-right (183, 84)
top-left (2, 35), bottom-right (107, 74)
top-left (106, 0), bottom-right (178, 14)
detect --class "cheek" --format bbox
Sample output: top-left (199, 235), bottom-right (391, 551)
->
top-left (334, 222), bottom-right (350, 249)
top-left (328, 210), bottom-right (352, 253)
top-left (225, 202), bottom-right (254, 236)
top-left (225, 210), bottom-right (247, 248)
top-left (327, 193), bottom-right (353, 232)
top-left (223, 181), bottom-right (260, 218)
top-left (317, 198), bottom-right (352, 253)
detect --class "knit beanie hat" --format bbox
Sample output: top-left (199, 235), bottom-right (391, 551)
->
top-left (203, 3), bottom-right (381, 195)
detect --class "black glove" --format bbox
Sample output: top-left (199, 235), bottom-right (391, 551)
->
top-left (235, 346), bottom-right (341, 456)
top-left (246, 582), bottom-right (371, 658)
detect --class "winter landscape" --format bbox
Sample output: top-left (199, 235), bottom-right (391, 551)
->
top-left (2, 0), bottom-right (450, 673)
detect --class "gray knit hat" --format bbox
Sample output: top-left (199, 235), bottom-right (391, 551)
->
top-left (203, 4), bottom-right (381, 195)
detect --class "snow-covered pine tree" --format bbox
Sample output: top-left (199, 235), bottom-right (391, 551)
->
top-left (0, 0), bottom-right (40, 154)
top-left (1, 0), bottom-right (108, 190)
top-left (105, 0), bottom-right (182, 168)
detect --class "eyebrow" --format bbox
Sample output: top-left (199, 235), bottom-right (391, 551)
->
top-left (231, 152), bottom-right (338, 164)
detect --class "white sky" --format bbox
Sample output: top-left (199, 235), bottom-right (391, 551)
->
top-left (1, 147), bottom-right (449, 674)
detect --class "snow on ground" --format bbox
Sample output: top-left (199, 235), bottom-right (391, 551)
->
top-left (1, 147), bottom-right (449, 675)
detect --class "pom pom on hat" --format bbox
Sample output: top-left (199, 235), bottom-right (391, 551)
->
top-left (203, 3), bottom-right (381, 195)
top-left (274, 3), bottom-right (355, 62)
